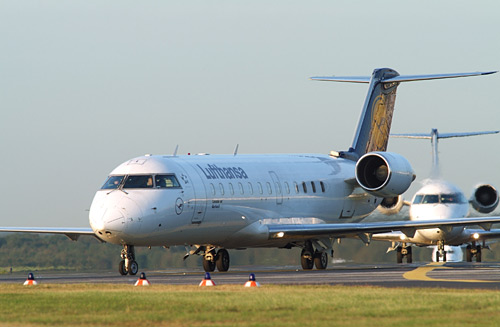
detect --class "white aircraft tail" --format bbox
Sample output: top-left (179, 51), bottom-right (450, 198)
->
top-left (311, 69), bottom-right (497, 160)
top-left (391, 129), bottom-right (499, 178)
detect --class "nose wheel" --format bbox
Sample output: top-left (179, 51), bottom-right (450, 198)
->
top-left (119, 244), bottom-right (138, 276)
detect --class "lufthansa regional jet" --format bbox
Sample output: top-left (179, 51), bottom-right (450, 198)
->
top-left (2, 68), bottom-right (500, 276)
top-left (373, 129), bottom-right (500, 263)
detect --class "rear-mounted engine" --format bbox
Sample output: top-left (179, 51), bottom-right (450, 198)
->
top-left (355, 152), bottom-right (415, 198)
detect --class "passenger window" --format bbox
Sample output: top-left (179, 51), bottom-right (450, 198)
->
top-left (123, 175), bottom-right (153, 189)
top-left (311, 181), bottom-right (316, 193)
top-left (219, 183), bottom-right (225, 195)
top-left (266, 182), bottom-right (273, 194)
top-left (294, 182), bottom-right (299, 194)
top-left (320, 181), bottom-right (326, 193)
top-left (210, 183), bottom-right (216, 196)
top-left (229, 183), bottom-right (234, 195)
top-left (101, 175), bottom-right (125, 189)
top-left (248, 182), bottom-right (254, 195)
top-left (155, 175), bottom-right (181, 188)
top-left (238, 182), bottom-right (244, 195)
top-left (284, 182), bottom-right (290, 194)
top-left (257, 182), bottom-right (263, 194)
top-left (302, 182), bottom-right (307, 193)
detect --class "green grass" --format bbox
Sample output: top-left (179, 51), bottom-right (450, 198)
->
top-left (0, 284), bottom-right (499, 327)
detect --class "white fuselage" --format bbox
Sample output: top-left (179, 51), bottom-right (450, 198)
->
top-left (89, 154), bottom-right (381, 248)
top-left (406, 181), bottom-right (470, 245)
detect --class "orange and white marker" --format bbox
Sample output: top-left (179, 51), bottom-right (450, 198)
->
top-left (134, 272), bottom-right (151, 286)
top-left (199, 272), bottom-right (216, 286)
top-left (244, 273), bottom-right (260, 287)
top-left (23, 272), bottom-right (38, 286)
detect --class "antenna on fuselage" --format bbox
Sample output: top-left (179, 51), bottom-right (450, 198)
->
top-left (173, 145), bottom-right (179, 157)
top-left (391, 129), bottom-right (499, 178)
top-left (233, 144), bottom-right (239, 156)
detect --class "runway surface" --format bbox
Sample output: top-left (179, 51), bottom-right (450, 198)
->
top-left (2, 262), bottom-right (500, 289)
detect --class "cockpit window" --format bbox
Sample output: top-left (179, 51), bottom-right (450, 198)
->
top-left (422, 194), bottom-right (439, 204)
top-left (155, 175), bottom-right (181, 188)
top-left (101, 175), bottom-right (125, 189)
top-left (413, 194), bottom-right (424, 204)
top-left (123, 175), bottom-right (154, 189)
top-left (440, 193), bottom-right (466, 204)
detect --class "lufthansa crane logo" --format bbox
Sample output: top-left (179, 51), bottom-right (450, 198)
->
top-left (175, 198), bottom-right (184, 215)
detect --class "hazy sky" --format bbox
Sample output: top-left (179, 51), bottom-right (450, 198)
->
top-left (1, 1), bottom-right (499, 227)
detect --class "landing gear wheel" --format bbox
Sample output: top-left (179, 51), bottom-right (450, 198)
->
top-left (396, 247), bottom-right (403, 264)
top-left (314, 251), bottom-right (328, 270)
top-left (203, 258), bottom-right (216, 272)
top-left (300, 249), bottom-right (314, 270)
top-left (476, 246), bottom-right (482, 262)
top-left (128, 260), bottom-right (139, 275)
top-left (119, 260), bottom-right (128, 276)
top-left (406, 247), bottom-right (413, 263)
top-left (216, 249), bottom-right (230, 272)
top-left (435, 250), bottom-right (440, 262)
top-left (466, 245), bottom-right (472, 262)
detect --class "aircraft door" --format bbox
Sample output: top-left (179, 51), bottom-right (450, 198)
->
top-left (269, 171), bottom-right (283, 205)
top-left (177, 162), bottom-right (208, 224)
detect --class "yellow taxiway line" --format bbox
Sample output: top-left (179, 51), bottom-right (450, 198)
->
top-left (403, 262), bottom-right (492, 283)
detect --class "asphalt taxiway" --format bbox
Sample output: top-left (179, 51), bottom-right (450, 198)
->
top-left (1, 262), bottom-right (500, 289)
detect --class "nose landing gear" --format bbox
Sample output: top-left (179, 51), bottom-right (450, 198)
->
top-left (119, 244), bottom-right (138, 276)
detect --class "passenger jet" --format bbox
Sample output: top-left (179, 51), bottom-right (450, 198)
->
top-left (373, 129), bottom-right (500, 262)
top-left (2, 68), bottom-right (500, 275)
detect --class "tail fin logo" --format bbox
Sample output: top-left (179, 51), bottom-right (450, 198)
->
top-left (365, 92), bottom-right (396, 153)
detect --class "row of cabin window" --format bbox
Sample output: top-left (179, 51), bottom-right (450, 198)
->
top-left (209, 180), bottom-right (326, 196)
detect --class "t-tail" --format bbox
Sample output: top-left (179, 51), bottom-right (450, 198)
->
top-left (311, 68), bottom-right (497, 160)
top-left (391, 129), bottom-right (499, 178)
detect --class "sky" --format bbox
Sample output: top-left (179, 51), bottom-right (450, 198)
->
top-left (1, 1), bottom-right (499, 228)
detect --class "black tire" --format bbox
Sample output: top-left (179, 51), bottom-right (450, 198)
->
top-left (442, 251), bottom-right (447, 262)
top-left (128, 260), bottom-right (139, 276)
top-left (466, 245), bottom-right (472, 262)
top-left (203, 257), bottom-right (216, 272)
top-left (216, 249), bottom-right (230, 272)
top-left (300, 249), bottom-right (314, 270)
top-left (396, 247), bottom-right (403, 264)
top-left (406, 247), bottom-right (413, 264)
top-left (119, 260), bottom-right (128, 276)
top-left (314, 252), bottom-right (328, 270)
top-left (476, 246), bottom-right (482, 262)
top-left (435, 250), bottom-right (440, 262)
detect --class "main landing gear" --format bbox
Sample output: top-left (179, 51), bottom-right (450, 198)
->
top-left (118, 244), bottom-right (139, 276)
top-left (435, 240), bottom-right (447, 262)
top-left (396, 244), bottom-right (412, 263)
top-left (202, 247), bottom-right (230, 272)
top-left (300, 240), bottom-right (328, 270)
top-left (466, 242), bottom-right (482, 262)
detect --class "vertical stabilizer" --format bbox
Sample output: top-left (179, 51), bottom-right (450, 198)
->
top-left (391, 129), bottom-right (499, 178)
top-left (350, 68), bottom-right (400, 156)
top-left (311, 69), bottom-right (496, 160)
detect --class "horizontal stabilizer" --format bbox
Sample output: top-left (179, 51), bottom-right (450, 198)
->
top-left (310, 71), bottom-right (497, 84)
top-left (391, 130), bottom-right (499, 140)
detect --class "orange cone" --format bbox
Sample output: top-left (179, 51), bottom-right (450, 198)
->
top-left (244, 273), bottom-right (260, 287)
top-left (199, 272), bottom-right (216, 286)
top-left (134, 272), bottom-right (151, 286)
top-left (23, 272), bottom-right (38, 286)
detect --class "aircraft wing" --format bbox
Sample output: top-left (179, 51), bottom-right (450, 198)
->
top-left (267, 216), bottom-right (500, 240)
top-left (0, 227), bottom-right (101, 242)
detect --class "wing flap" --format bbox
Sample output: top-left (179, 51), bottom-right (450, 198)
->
top-left (267, 217), bottom-right (500, 240)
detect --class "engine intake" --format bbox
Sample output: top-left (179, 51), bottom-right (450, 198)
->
top-left (356, 152), bottom-right (415, 198)
top-left (377, 195), bottom-right (404, 215)
top-left (471, 184), bottom-right (499, 214)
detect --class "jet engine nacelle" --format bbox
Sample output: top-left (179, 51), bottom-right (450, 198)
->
top-left (377, 195), bottom-right (404, 215)
top-left (470, 184), bottom-right (499, 214)
top-left (355, 152), bottom-right (415, 198)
